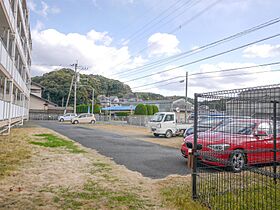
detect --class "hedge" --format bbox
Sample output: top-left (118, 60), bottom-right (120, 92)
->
top-left (77, 104), bottom-right (101, 114)
top-left (134, 104), bottom-right (147, 115)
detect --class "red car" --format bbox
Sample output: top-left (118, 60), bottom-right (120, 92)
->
top-left (181, 119), bottom-right (280, 172)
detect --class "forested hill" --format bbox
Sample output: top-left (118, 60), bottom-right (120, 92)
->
top-left (32, 68), bottom-right (133, 106)
top-left (32, 68), bottom-right (167, 106)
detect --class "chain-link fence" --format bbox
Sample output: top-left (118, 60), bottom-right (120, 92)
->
top-left (185, 84), bottom-right (280, 209)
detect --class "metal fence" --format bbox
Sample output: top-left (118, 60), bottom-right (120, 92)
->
top-left (188, 84), bottom-right (280, 209)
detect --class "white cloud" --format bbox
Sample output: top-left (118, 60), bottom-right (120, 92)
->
top-left (148, 33), bottom-right (181, 57)
top-left (31, 28), bottom-right (145, 77)
top-left (131, 62), bottom-right (280, 97)
top-left (243, 44), bottom-right (280, 58)
top-left (28, 0), bottom-right (60, 17)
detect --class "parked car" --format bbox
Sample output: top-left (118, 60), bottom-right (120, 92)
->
top-left (58, 113), bottom-right (77, 122)
top-left (183, 115), bottom-right (251, 137)
top-left (71, 113), bottom-right (96, 124)
top-left (148, 112), bottom-right (192, 138)
top-left (181, 119), bottom-right (280, 172)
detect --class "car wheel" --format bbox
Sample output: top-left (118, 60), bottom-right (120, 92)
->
top-left (91, 120), bottom-right (96, 124)
top-left (229, 149), bottom-right (246, 173)
top-left (73, 120), bottom-right (79, 124)
top-left (165, 130), bottom-right (173, 138)
top-left (59, 118), bottom-right (64, 122)
top-left (153, 133), bottom-right (159, 137)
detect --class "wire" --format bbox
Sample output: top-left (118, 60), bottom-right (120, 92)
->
top-left (134, 69), bottom-right (280, 91)
top-left (113, 17), bottom-right (280, 77)
top-left (111, 0), bottom-right (221, 73)
top-left (123, 33), bottom-right (280, 83)
top-left (130, 61), bottom-right (280, 89)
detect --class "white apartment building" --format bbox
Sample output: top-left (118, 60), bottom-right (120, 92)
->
top-left (0, 0), bottom-right (31, 133)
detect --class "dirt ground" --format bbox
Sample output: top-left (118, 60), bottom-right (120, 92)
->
top-left (0, 125), bottom-right (199, 210)
top-left (81, 123), bottom-right (184, 149)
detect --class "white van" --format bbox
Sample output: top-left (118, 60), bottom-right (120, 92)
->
top-left (148, 112), bottom-right (191, 138)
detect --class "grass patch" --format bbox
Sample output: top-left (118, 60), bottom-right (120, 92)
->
top-left (0, 130), bottom-right (31, 179)
top-left (53, 180), bottom-right (152, 210)
top-left (31, 134), bottom-right (84, 153)
top-left (200, 173), bottom-right (280, 210)
top-left (160, 178), bottom-right (207, 210)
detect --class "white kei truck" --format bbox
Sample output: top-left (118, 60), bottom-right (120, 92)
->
top-left (148, 112), bottom-right (191, 138)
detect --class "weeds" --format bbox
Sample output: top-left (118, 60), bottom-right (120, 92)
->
top-left (31, 134), bottom-right (84, 153)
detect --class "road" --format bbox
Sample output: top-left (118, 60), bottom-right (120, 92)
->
top-left (35, 121), bottom-right (191, 179)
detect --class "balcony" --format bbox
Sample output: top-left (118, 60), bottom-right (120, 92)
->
top-left (0, 38), bottom-right (29, 95)
top-left (2, 0), bottom-right (15, 31)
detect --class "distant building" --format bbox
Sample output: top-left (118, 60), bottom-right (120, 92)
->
top-left (30, 82), bottom-right (58, 110)
top-left (226, 85), bottom-right (280, 119)
top-left (0, 0), bottom-right (32, 132)
top-left (98, 95), bottom-right (120, 107)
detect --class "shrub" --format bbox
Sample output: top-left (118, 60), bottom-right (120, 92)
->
top-left (152, 105), bottom-right (159, 114)
top-left (134, 104), bottom-right (147, 115)
top-left (146, 104), bottom-right (153, 115)
top-left (77, 104), bottom-right (101, 114)
top-left (116, 112), bottom-right (129, 116)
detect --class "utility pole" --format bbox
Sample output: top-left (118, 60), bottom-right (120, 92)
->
top-left (64, 75), bottom-right (74, 114)
top-left (74, 61), bottom-right (78, 115)
top-left (185, 71), bottom-right (188, 123)
top-left (92, 88), bottom-right (94, 114)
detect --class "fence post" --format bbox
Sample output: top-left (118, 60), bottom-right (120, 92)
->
top-left (272, 100), bottom-right (278, 183)
top-left (192, 93), bottom-right (199, 199)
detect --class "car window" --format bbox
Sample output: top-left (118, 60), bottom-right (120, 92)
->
top-left (79, 115), bottom-right (85, 118)
top-left (65, 114), bottom-right (70, 117)
top-left (150, 114), bottom-right (165, 122)
top-left (257, 122), bottom-right (272, 135)
top-left (164, 114), bottom-right (174, 122)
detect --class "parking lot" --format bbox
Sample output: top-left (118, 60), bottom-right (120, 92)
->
top-left (35, 121), bottom-right (191, 179)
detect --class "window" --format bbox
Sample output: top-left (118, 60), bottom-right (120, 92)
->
top-left (164, 114), bottom-right (174, 122)
top-left (257, 122), bottom-right (272, 135)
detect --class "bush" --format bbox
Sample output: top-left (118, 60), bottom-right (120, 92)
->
top-left (146, 104), bottom-right (153, 115)
top-left (134, 104), bottom-right (147, 115)
top-left (77, 104), bottom-right (88, 113)
top-left (152, 105), bottom-right (159, 114)
top-left (116, 112), bottom-right (129, 116)
top-left (77, 104), bottom-right (101, 114)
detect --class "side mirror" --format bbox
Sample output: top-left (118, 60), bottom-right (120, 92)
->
top-left (255, 130), bottom-right (268, 137)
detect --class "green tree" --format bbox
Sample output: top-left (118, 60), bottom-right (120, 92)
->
top-left (152, 105), bottom-right (159, 114)
top-left (134, 104), bottom-right (147, 115)
top-left (146, 104), bottom-right (153, 115)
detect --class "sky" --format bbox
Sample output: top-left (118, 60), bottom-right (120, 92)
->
top-left (28, 0), bottom-right (280, 97)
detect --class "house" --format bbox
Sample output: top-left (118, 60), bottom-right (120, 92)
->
top-left (30, 82), bottom-right (58, 111)
top-left (0, 0), bottom-right (32, 133)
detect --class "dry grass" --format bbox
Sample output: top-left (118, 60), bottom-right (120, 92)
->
top-left (0, 125), bottom-right (206, 210)
top-left (0, 129), bottom-right (32, 179)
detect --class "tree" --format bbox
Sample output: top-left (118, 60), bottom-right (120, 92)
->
top-left (152, 105), bottom-right (159, 114)
top-left (134, 104), bottom-right (147, 115)
top-left (146, 104), bottom-right (153, 115)
top-left (92, 104), bottom-right (101, 114)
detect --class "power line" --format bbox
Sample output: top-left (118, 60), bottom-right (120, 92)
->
top-left (130, 61), bottom-right (280, 89)
top-left (111, 0), bottom-right (221, 73)
top-left (113, 17), bottom-right (280, 77)
top-left (134, 69), bottom-right (280, 91)
top-left (127, 0), bottom-right (195, 42)
top-left (123, 33), bottom-right (280, 83)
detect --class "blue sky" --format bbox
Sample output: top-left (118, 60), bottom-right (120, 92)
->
top-left (29, 0), bottom-right (280, 96)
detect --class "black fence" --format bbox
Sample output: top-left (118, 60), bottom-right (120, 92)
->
top-left (187, 84), bottom-right (280, 209)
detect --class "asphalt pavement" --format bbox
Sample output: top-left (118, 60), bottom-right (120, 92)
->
top-left (35, 121), bottom-right (191, 179)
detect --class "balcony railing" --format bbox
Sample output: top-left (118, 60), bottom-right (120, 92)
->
top-left (0, 38), bottom-right (29, 95)
top-left (2, 0), bottom-right (15, 30)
